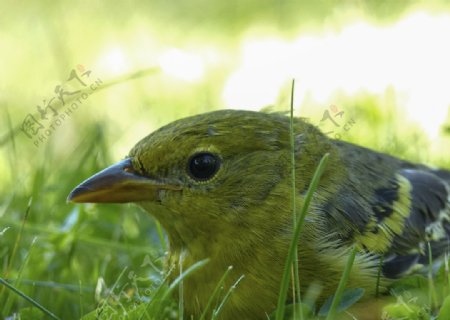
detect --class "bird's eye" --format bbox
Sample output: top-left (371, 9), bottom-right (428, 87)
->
top-left (188, 152), bottom-right (221, 181)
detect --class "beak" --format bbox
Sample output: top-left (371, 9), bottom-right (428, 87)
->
top-left (67, 158), bottom-right (181, 203)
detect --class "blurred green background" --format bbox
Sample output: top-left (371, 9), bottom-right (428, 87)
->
top-left (1, 0), bottom-right (450, 319)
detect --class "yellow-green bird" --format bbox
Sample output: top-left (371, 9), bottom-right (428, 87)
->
top-left (68, 110), bottom-right (450, 319)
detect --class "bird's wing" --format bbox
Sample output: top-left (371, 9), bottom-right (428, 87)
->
top-left (324, 141), bottom-right (450, 278)
top-left (353, 168), bottom-right (450, 278)
top-left (380, 168), bottom-right (450, 277)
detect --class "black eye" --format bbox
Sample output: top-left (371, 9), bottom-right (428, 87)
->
top-left (188, 152), bottom-right (221, 181)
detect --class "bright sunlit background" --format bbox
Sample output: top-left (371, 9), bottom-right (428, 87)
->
top-left (1, 2), bottom-right (450, 167)
top-left (224, 12), bottom-right (450, 137)
top-left (0, 1), bottom-right (449, 319)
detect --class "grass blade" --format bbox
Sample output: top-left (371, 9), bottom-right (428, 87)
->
top-left (155, 221), bottom-right (167, 252)
top-left (162, 258), bottom-right (209, 301)
top-left (0, 277), bottom-right (60, 320)
top-left (200, 265), bottom-right (234, 320)
top-left (275, 153), bottom-right (330, 320)
top-left (375, 255), bottom-right (383, 298)
top-left (179, 253), bottom-right (184, 320)
top-left (428, 242), bottom-right (438, 310)
top-left (289, 79), bottom-right (303, 320)
top-left (325, 245), bottom-right (357, 320)
top-left (212, 275), bottom-right (245, 320)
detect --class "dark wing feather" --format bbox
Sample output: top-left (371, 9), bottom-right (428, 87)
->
top-left (328, 141), bottom-right (450, 278)
top-left (382, 168), bottom-right (450, 277)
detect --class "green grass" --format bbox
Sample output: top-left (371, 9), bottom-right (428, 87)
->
top-left (1, 1), bottom-right (450, 318)
top-left (275, 152), bottom-right (330, 320)
top-left (1, 79), bottom-right (450, 319)
top-left (1, 113), bottom-right (450, 320)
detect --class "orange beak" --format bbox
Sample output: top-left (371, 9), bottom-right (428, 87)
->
top-left (67, 158), bottom-right (181, 203)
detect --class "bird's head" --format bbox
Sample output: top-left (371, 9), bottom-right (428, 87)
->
top-left (68, 110), bottom-right (331, 250)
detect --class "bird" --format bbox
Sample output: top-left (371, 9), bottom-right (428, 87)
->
top-left (68, 109), bottom-right (450, 319)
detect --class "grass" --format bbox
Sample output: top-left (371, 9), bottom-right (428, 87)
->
top-left (1, 1), bottom-right (450, 318)
top-left (0, 121), bottom-right (165, 319)
top-left (0, 277), bottom-right (60, 320)
top-left (1, 85), bottom-right (450, 319)
top-left (275, 153), bottom-right (330, 320)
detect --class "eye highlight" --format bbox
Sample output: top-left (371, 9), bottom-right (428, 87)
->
top-left (188, 152), bottom-right (221, 181)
